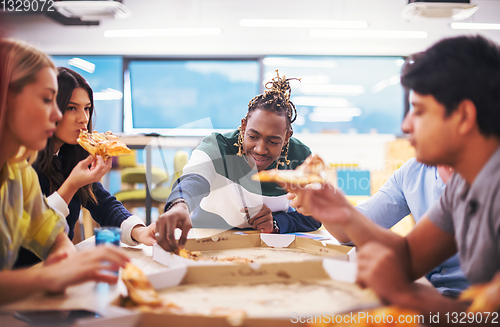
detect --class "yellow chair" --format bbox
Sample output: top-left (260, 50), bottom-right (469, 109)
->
top-left (151, 150), bottom-right (190, 203)
top-left (171, 151), bottom-right (189, 186)
top-left (114, 150), bottom-right (189, 214)
top-left (114, 150), bottom-right (168, 213)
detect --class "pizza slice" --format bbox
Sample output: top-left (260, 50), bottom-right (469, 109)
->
top-left (121, 263), bottom-right (162, 306)
top-left (176, 248), bottom-right (202, 260)
top-left (77, 130), bottom-right (132, 159)
top-left (252, 154), bottom-right (331, 186)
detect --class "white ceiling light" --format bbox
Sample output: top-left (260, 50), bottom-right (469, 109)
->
top-left (310, 30), bottom-right (428, 39)
top-left (395, 59), bottom-right (405, 67)
top-left (297, 84), bottom-right (365, 95)
top-left (104, 28), bottom-right (222, 38)
top-left (450, 23), bottom-right (500, 30)
top-left (298, 75), bottom-right (331, 84)
top-left (263, 57), bottom-right (337, 68)
top-left (313, 107), bottom-right (362, 116)
top-left (292, 96), bottom-right (351, 107)
top-left (68, 58), bottom-right (95, 73)
top-left (309, 113), bottom-right (355, 122)
top-left (401, 2), bottom-right (478, 21)
top-left (94, 88), bottom-right (123, 101)
top-left (240, 19), bottom-right (368, 29)
top-left (308, 106), bottom-right (362, 122)
top-left (371, 75), bottom-right (401, 93)
top-left (53, 1), bottom-right (131, 21)
top-left (265, 73), bottom-right (331, 84)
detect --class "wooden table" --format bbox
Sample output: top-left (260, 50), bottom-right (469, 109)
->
top-left (0, 228), bottom-right (435, 327)
top-left (0, 229), bottom-right (341, 326)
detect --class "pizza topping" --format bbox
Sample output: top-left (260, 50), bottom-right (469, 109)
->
top-left (77, 130), bottom-right (132, 159)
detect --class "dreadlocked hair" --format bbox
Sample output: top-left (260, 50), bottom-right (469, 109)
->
top-left (235, 70), bottom-right (300, 167)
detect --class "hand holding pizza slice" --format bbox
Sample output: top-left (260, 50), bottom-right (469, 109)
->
top-left (254, 155), bottom-right (351, 223)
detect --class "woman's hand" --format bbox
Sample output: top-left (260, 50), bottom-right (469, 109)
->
top-left (131, 223), bottom-right (157, 246)
top-left (68, 155), bottom-right (112, 189)
top-left (40, 246), bottom-right (130, 293)
top-left (242, 204), bottom-right (273, 233)
top-left (155, 202), bottom-right (192, 252)
top-left (58, 155), bottom-right (112, 204)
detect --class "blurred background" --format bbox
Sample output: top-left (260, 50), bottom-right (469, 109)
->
top-left (2, 0), bottom-right (499, 228)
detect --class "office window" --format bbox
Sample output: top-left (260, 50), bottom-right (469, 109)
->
top-left (51, 56), bottom-right (123, 133)
top-left (126, 60), bottom-right (260, 136)
top-left (263, 56), bottom-right (405, 135)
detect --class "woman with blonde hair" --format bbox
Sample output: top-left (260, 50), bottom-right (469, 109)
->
top-left (0, 38), bottom-right (129, 305)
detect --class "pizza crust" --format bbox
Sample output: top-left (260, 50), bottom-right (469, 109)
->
top-left (122, 263), bottom-right (162, 306)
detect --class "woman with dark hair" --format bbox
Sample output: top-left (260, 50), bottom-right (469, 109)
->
top-left (155, 71), bottom-right (321, 252)
top-left (0, 39), bottom-right (129, 305)
top-left (15, 67), bottom-right (155, 268)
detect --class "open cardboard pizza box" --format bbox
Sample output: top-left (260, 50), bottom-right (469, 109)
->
top-left (152, 233), bottom-right (356, 268)
top-left (78, 257), bottom-right (378, 327)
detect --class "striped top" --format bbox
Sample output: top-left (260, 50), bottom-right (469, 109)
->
top-left (0, 161), bottom-right (66, 270)
top-left (167, 130), bottom-right (321, 232)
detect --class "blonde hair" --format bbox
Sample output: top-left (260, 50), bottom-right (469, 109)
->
top-left (0, 38), bottom-right (56, 164)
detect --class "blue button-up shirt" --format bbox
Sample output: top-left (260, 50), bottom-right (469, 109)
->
top-left (356, 158), bottom-right (469, 297)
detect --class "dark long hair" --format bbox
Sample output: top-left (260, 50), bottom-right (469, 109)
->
top-left (34, 67), bottom-right (97, 205)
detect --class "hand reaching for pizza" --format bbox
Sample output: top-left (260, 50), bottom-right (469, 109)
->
top-left (156, 202), bottom-right (192, 252)
top-left (131, 223), bottom-right (157, 246)
top-left (241, 205), bottom-right (273, 233)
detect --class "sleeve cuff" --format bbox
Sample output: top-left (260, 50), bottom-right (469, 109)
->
top-left (120, 215), bottom-right (146, 246)
top-left (46, 192), bottom-right (70, 234)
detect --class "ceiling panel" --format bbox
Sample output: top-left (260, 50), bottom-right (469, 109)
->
top-left (1, 0), bottom-right (499, 55)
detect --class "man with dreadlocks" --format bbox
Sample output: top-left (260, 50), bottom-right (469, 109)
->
top-left (155, 71), bottom-right (321, 251)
